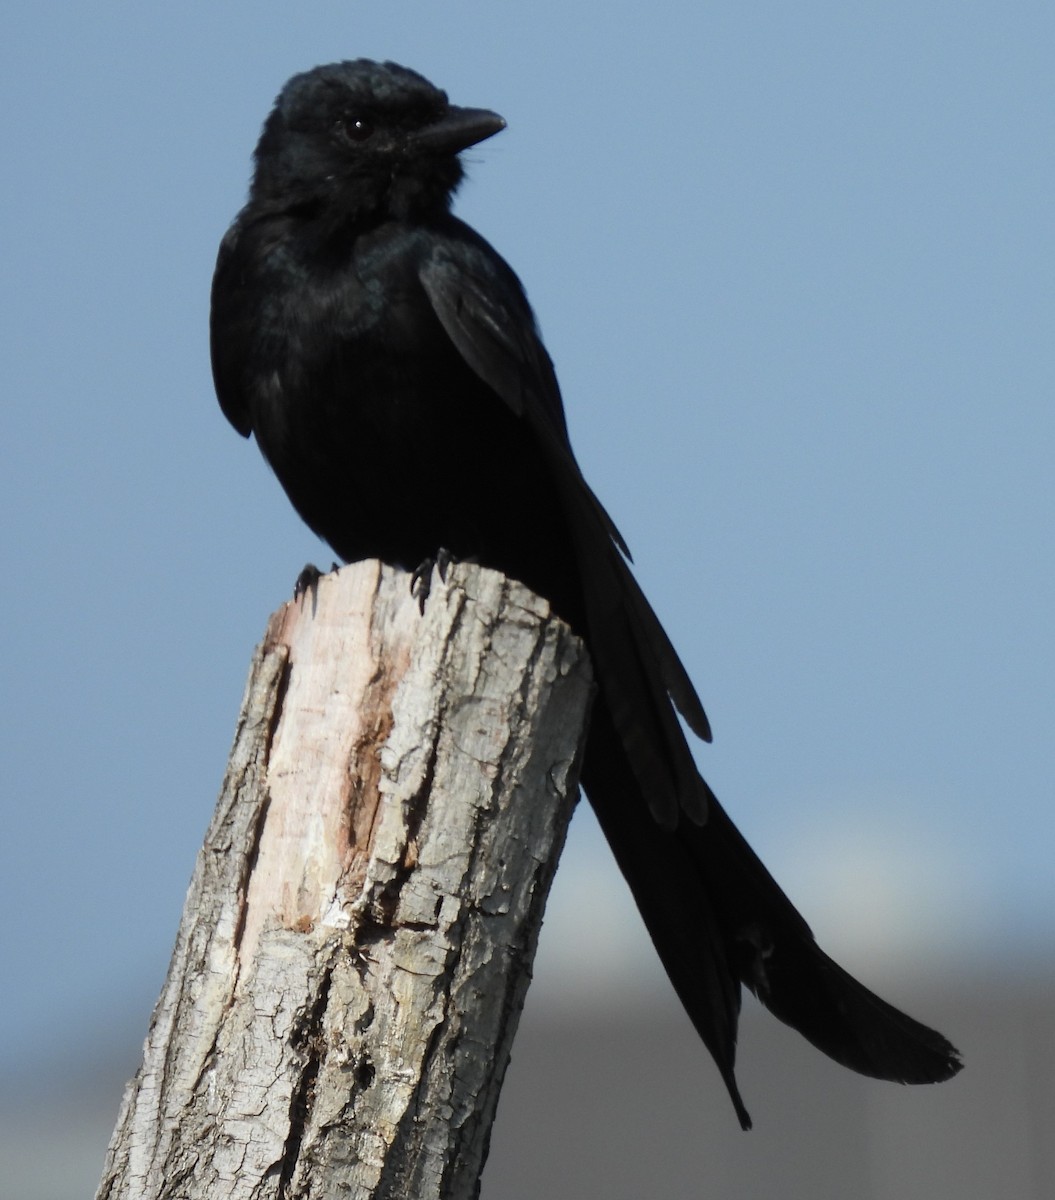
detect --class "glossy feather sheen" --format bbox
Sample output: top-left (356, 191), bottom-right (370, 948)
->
top-left (211, 59), bottom-right (961, 1128)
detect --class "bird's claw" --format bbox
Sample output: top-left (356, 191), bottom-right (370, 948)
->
top-left (410, 547), bottom-right (455, 614)
top-left (293, 561), bottom-right (338, 603)
top-left (294, 563), bottom-right (323, 602)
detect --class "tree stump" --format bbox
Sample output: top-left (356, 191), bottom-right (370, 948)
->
top-left (96, 560), bottom-right (593, 1200)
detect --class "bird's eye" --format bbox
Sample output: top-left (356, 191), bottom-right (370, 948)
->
top-left (340, 115), bottom-right (374, 143)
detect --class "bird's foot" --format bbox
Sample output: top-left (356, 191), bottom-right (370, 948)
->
top-left (293, 561), bottom-right (339, 603)
top-left (410, 547), bottom-right (455, 614)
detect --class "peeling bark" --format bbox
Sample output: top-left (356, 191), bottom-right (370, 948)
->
top-left (96, 561), bottom-right (592, 1200)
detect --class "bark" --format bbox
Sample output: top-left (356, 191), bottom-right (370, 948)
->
top-left (96, 560), bottom-right (592, 1200)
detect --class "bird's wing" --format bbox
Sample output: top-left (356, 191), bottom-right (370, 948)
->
top-left (418, 241), bottom-right (624, 535)
top-left (210, 223), bottom-right (254, 438)
top-left (420, 240), bottom-right (712, 826)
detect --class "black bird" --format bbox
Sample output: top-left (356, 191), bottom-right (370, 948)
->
top-left (211, 59), bottom-right (961, 1128)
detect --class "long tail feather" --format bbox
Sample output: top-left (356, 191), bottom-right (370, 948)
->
top-left (581, 703), bottom-right (962, 1129)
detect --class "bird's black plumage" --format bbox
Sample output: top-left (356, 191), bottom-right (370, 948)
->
top-left (211, 59), bottom-right (961, 1128)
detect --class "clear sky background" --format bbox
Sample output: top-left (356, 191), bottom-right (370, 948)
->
top-left (2, 0), bottom-right (1052, 1086)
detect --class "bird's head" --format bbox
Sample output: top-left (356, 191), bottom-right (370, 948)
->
top-left (248, 60), bottom-right (505, 224)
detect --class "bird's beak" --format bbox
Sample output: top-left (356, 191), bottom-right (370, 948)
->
top-left (408, 106), bottom-right (506, 155)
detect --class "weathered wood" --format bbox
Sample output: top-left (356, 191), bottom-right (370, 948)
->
top-left (96, 561), bottom-right (592, 1200)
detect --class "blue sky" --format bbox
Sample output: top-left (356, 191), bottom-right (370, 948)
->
top-left (2, 2), bottom-right (1052, 1072)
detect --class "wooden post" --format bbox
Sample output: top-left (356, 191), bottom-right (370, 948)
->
top-left (96, 561), bottom-right (592, 1200)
